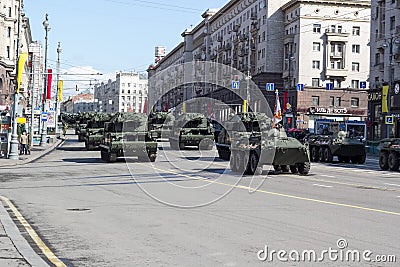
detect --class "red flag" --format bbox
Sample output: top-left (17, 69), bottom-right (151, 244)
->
top-left (165, 101), bottom-right (169, 112)
top-left (283, 92), bottom-right (288, 112)
top-left (142, 98), bottom-right (148, 114)
top-left (46, 69), bottom-right (53, 100)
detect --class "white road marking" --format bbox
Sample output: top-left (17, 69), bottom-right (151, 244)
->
top-left (313, 184), bottom-right (333, 188)
top-left (320, 175), bottom-right (336, 178)
top-left (385, 183), bottom-right (400, 187)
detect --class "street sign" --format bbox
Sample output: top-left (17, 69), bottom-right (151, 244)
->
top-left (232, 81), bottom-right (240, 89)
top-left (360, 81), bottom-right (367, 89)
top-left (41, 112), bottom-right (48, 122)
top-left (326, 83), bottom-right (334, 90)
top-left (266, 83), bottom-right (275, 91)
top-left (296, 83), bottom-right (304, 91)
top-left (385, 115), bottom-right (394, 125)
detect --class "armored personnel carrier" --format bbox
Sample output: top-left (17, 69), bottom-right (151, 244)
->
top-left (147, 112), bottom-right (175, 140)
top-left (378, 138), bottom-right (400, 171)
top-left (229, 115), bottom-right (310, 175)
top-left (169, 113), bottom-right (214, 150)
top-left (216, 112), bottom-right (267, 160)
top-left (75, 112), bottom-right (94, 142)
top-left (305, 128), bottom-right (366, 164)
top-left (84, 113), bottom-right (113, 150)
top-left (99, 112), bottom-right (158, 162)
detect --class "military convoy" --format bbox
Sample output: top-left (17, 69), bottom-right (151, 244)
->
top-left (169, 113), bottom-right (214, 150)
top-left (220, 112), bottom-right (310, 175)
top-left (304, 122), bottom-right (366, 164)
top-left (83, 113), bottom-right (114, 150)
top-left (99, 112), bottom-right (158, 163)
top-left (378, 138), bottom-right (400, 171)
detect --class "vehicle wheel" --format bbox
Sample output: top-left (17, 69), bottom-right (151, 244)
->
top-left (247, 151), bottom-right (261, 175)
top-left (379, 152), bottom-right (389, 170)
top-left (179, 142), bottom-right (185, 150)
top-left (281, 165), bottom-right (290, 173)
top-left (85, 140), bottom-right (89, 150)
top-left (102, 151), bottom-right (112, 163)
top-left (388, 152), bottom-right (399, 171)
top-left (297, 162), bottom-right (310, 175)
top-left (230, 151), bottom-right (239, 172)
top-left (318, 148), bottom-right (325, 162)
top-left (324, 148), bottom-right (333, 163)
top-left (338, 156), bottom-right (344, 163)
top-left (217, 149), bottom-right (223, 159)
top-left (342, 156), bottom-right (350, 163)
top-left (357, 154), bottom-right (366, 164)
top-left (148, 153), bottom-right (157, 162)
top-left (273, 165), bottom-right (281, 173)
top-left (290, 165), bottom-right (298, 174)
top-left (311, 147), bottom-right (319, 162)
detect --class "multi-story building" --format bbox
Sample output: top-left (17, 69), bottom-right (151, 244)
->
top-left (94, 72), bottom-right (148, 114)
top-left (369, 0), bottom-right (400, 140)
top-left (0, 0), bottom-right (32, 111)
top-left (148, 0), bottom-right (371, 131)
top-left (61, 93), bottom-right (94, 114)
top-left (281, 0), bottom-right (370, 131)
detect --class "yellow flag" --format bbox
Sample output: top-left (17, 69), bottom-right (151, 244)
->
top-left (182, 102), bottom-right (186, 113)
top-left (243, 100), bottom-right (247, 113)
top-left (382, 85), bottom-right (389, 113)
top-left (58, 80), bottom-right (63, 102)
top-left (16, 53), bottom-right (28, 93)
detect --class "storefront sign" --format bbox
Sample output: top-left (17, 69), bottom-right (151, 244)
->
top-left (308, 107), bottom-right (349, 115)
top-left (368, 92), bottom-right (381, 101)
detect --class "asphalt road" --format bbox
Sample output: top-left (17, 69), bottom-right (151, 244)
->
top-left (0, 134), bottom-right (399, 266)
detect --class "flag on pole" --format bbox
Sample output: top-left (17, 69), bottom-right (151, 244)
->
top-left (46, 69), bottom-right (53, 100)
top-left (142, 98), bottom-right (148, 114)
top-left (273, 90), bottom-right (282, 126)
top-left (382, 85), bottom-right (389, 113)
top-left (16, 53), bottom-right (28, 94)
top-left (57, 80), bottom-right (63, 102)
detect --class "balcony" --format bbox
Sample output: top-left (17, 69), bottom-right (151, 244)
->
top-left (325, 29), bottom-right (349, 42)
top-left (330, 52), bottom-right (343, 59)
top-left (284, 34), bottom-right (295, 44)
top-left (324, 68), bottom-right (348, 78)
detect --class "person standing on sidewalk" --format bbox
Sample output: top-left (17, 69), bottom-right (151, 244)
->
top-left (19, 132), bottom-right (28, 155)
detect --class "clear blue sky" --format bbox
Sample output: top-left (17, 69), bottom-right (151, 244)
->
top-left (24, 0), bottom-right (228, 77)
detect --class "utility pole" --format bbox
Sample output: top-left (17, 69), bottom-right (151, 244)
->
top-left (8, 0), bottom-right (23, 160)
top-left (29, 54), bottom-right (36, 149)
top-left (55, 42), bottom-right (61, 137)
top-left (40, 14), bottom-right (50, 147)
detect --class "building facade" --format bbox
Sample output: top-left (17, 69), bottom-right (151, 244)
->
top-left (148, 0), bottom-right (371, 132)
top-left (61, 93), bottom-right (94, 114)
top-left (369, 0), bottom-right (400, 140)
top-left (94, 72), bottom-right (148, 114)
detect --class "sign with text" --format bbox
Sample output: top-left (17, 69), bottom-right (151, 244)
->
top-left (266, 83), bottom-right (275, 91)
top-left (385, 115), bottom-right (394, 125)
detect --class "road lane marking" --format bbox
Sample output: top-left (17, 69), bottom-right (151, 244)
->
top-left (138, 164), bottom-right (400, 216)
top-left (313, 184), bottom-right (333, 188)
top-left (385, 183), bottom-right (400, 187)
top-left (0, 196), bottom-right (66, 267)
top-left (320, 175), bottom-right (336, 178)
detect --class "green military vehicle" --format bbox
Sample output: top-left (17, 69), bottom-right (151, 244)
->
top-left (169, 112), bottom-right (214, 150)
top-left (84, 113), bottom-right (113, 150)
top-left (228, 113), bottom-right (310, 175)
top-left (147, 112), bottom-right (175, 140)
top-left (99, 112), bottom-right (158, 163)
top-left (75, 112), bottom-right (94, 142)
top-left (305, 122), bottom-right (366, 164)
top-left (378, 138), bottom-right (400, 171)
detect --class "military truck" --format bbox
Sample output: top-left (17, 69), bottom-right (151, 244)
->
top-left (228, 113), bottom-right (310, 175)
top-left (99, 112), bottom-right (158, 162)
top-left (378, 138), bottom-right (400, 171)
top-left (169, 113), bottom-right (214, 150)
top-left (147, 112), bottom-right (175, 140)
top-left (305, 122), bottom-right (366, 164)
top-left (84, 113), bottom-right (113, 150)
top-left (75, 112), bottom-right (94, 142)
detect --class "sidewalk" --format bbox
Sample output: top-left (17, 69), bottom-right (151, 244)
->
top-left (0, 137), bottom-right (65, 167)
top-left (0, 137), bottom-right (66, 266)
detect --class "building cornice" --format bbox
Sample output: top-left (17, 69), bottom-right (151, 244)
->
top-left (281, 0), bottom-right (370, 11)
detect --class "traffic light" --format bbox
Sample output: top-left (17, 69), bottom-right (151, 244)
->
top-left (287, 117), bottom-right (292, 125)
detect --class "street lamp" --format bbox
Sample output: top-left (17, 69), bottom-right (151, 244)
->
top-left (284, 54), bottom-right (295, 128)
top-left (382, 36), bottom-right (400, 138)
top-left (55, 42), bottom-right (62, 137)
top-left (40, 14), bottom-right (50, 147)
top-left (8, 0), bottom-right (23, 160)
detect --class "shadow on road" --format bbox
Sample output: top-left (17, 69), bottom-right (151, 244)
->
top-left (62, 158), bottom-right (104, 164)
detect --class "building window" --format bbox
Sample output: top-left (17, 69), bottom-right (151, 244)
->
top-left (337, 25), bottom-right (342, 33)
top-left (351, 80), bottom-right (360, 88)
top-left (8, 7), bottom-right (11, 17)
top-left (313, 42), bottom-right (320, 51)
top-left (312, 60), bottom-right (320, 69)
top-left (335, 97), bottom-right (341, 107)
top-left (390, 16), bottom-right (395, 30)
top-left (6, 46), bottom-right (10, 59)
top-left (329, 96), bottom-right (334, 106)
top-left (312, 96), bottom-right (320, 106)
top-left (352, 26), bottom-right (360, 36)
top-left (352, 62), bottom-right (360, 72)
top-left (122, 83), bottom-right (125, 87)
top-left (375, 53), bottom-right (380, 65)
top-left (351, 97), bottom-right (359, 107)
top-left (352, 44), bottom-right (360, 53)
top-left (313, 24), bottom-right (321, 33)
top-left (7, 27), bottom-right (11, 38)
top-left (312, 78), bottom-right (320, 87)
top-left (128, 83), bottom-right (131, 87)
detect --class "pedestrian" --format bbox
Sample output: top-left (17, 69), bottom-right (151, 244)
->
top-left (19, 131), bottom-right (28, 155)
